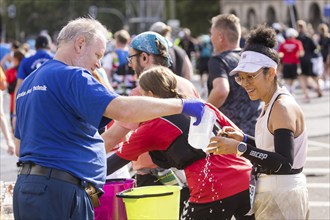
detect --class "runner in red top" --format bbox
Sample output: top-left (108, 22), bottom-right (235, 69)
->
top-left (278, 28), bottom-right (304, 93)
top-left (107, 66), bottom-right (252, 220)
top-left (5, 50), bottom-right (25, 129)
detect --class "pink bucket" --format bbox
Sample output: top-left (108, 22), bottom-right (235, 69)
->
top-left (94, 178), bottom-right (135, 220)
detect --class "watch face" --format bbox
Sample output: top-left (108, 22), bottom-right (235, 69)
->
top-left (238, 143), bottom-right (247, 153)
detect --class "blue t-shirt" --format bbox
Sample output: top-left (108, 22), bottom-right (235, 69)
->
top-left (115, 49), bottom-right (129, 65)
top-left (17, 49), bottom-right (54, 80)
top-left (0, 44), bottom-right (10, 61)
top-left (15, 59), bottom-right (119, 190)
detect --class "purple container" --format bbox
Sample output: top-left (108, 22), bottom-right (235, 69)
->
top-left (94, 178), bottom-right (135, 220)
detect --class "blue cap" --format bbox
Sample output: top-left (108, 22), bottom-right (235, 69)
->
top-left (130, 31), bottom-right (172, 67)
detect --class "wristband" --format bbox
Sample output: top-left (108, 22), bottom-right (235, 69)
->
top-left (243, 133), bottom-right (248, 143)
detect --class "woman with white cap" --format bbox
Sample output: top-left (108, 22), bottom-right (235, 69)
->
top-left (207, 25), bottom-right (309, 219)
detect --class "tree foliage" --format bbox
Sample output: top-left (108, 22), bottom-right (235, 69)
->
top-left (175, 0), bottom-right (220, 36)
top-left (1, 0), bottom-right (220, 42)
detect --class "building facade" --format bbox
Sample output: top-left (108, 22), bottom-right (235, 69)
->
top-left (221, 0), bottom-right (329, 30)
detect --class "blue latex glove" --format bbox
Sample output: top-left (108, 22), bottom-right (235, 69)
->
top-left (182, 99), bottom-right (205, 125)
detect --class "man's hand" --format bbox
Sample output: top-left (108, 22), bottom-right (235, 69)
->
top-left (7, 140), bottom-right (15, 155)
top-left (182, 99), bottom-right (205, 125)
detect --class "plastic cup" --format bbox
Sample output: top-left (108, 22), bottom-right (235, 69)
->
top-left (188, 106), bottom-right (216, 149)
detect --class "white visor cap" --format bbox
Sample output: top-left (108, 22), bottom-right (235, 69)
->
top-left (230, 51), bottom-right (277, 76)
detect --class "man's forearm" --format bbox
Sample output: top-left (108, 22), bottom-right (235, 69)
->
top-left (104, 96), bottom-right (183, 123)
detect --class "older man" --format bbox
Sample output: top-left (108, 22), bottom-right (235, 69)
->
top-left (13, 18), bottom-right (204, 220)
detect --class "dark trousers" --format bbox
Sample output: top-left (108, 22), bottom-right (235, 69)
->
top-left (13, 174), bottom-right (93, 220)
top-left (181, 189), bottom-right (255, 220)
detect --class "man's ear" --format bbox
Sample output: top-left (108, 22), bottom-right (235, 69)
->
top-left (74, 36), bottom-right (86, 53)
top-left (141, 53), bottom-right (147, 61)
top-left (218, 31), bottom-right (224, 42)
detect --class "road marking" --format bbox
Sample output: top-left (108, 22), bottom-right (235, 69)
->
top-left (306, 157), bottom-right (330, 161)
top-left (309, 201), bottom-right (330, 207)
top-left (304, 168), bottom-right (330, 174)
top-left (307, 183), bottom-right (330, 188)
top-left (308, 147), bottom-right (323, 152)
top-left (308, 140), bottom-right (330, 148)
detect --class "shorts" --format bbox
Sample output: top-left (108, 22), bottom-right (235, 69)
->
top-left (282, 63), bottom-right (298, 79)
top-left (197, 57), bottom-right (210, 75)
top-left (300, 58), bottom-right (316, 76)
top-left (253, 173), bottom-right (309, 219)
top-left (181, 189), bottom-right (253, 220)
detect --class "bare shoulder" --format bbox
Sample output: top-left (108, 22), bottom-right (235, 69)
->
top-left (269, 95), bottom-right (304, 133)
top-left (274, 95), bottom-right (303, 115)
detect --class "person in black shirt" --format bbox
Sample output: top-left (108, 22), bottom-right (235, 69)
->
top-left (207, 14), bottom-right (261, 136)
top-left (317, 23), bottom-right (330, 88)
top-left (297, 20), bottom-right (323, 101)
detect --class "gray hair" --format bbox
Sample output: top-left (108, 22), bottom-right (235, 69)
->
top-left (57, 17), bottom-right (109, 46)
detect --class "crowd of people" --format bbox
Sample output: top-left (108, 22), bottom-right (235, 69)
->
top-left (0, 13), bottom-right (329, 220)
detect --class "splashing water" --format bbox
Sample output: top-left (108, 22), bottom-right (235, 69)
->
top-left (196, 154), bottom-right (220, 202)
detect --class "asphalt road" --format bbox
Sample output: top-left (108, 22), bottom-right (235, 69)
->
top-left (1, 76), bottom-right (329, 219)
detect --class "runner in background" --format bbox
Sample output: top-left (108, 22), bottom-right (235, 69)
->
top-left (150, 21), bottom-right (193, 81)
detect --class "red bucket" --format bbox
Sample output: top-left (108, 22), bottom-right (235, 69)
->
top-left (94, 178), bottom-right (135, 220)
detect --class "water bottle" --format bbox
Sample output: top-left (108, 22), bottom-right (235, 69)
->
top-left (188, 106), bottom-right (216, 150)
